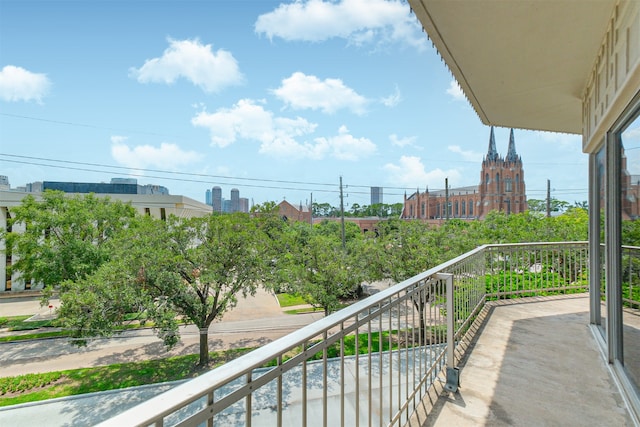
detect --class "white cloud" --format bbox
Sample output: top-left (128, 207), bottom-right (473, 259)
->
top-left (110, 136), bottom-right (202, 170)
top-left (311, 125), bottom-right (376, 160)
top-left (191, 99), bottom-right (279, 148)
top-left (389, 134), bottom-right (417, 148)
top-left (192, 99), bottom-right (376, 160)
top-left (624, 126), bottom-right (640, 142)
top-left (0, 65), bottom-right (51, 103)
top-left (384, 155), bottom-right (461, 187)
top-left (272, 72), bottom-right (367, 115)
top-left (448, 145), bottom-right (482, 162)
top-left (380, 85), bottom-right (401, 107)
top-left (255, 0), bottom-right (427, 50)
top-left (446, 79), bottom-right (465, 102)
top-left (129, 38), bottom-right (243, 93)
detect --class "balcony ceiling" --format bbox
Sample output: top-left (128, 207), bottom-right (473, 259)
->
top-left (409, 0), bottom-right (616, 134)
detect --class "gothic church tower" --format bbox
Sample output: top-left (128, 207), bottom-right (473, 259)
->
top-left (477, 127), bottom-right (527, 217)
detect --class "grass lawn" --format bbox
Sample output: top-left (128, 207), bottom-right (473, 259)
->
top-left (284, 307), bottom-right (324, 314)
top-left (0, 348), bottom-right (254, 407)
top-left (0, 315), bottom-right (155, 343)
top-left (276, 293), bottom-right (309, 307)
top-left (0, 315), bottom-right (57, 331)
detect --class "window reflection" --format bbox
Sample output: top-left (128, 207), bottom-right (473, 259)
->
top-left (620, 112), bottom-right (640, 389)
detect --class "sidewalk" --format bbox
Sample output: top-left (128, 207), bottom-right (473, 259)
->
top-left (0, 288), bottom-right (325, 377)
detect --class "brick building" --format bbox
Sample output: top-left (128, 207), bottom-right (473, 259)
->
top-left (402, 127), bottom-right (527, 220)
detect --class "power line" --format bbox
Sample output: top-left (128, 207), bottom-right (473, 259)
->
top-left (0, 112), bottom-right (183, 139)
top-left (0, 154), bottom-right (411, 197)
top-left (0, 153), bottom-right (589, 200)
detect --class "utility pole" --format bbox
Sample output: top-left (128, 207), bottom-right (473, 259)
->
top-left (339, 176), bottom-right (346, 249)
top-left (445, 177), bottom-right (450, 221)
top-left (310, 193), bottom-right (313, 226)
top-left (546, 179), bottom-right (551, 218)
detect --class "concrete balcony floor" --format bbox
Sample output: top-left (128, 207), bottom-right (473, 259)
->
top-left (409, 294), bottom-right (634, 426)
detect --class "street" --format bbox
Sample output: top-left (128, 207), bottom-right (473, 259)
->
top-left (0, 288), bottom-right (324, 376)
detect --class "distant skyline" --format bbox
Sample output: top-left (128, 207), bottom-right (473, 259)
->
top-left (0, 0), bottom-right (607, 209)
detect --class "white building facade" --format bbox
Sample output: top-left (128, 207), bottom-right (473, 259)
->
top-left (0, 190), bottom-right (212, 292)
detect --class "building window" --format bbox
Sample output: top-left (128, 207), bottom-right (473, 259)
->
top-left (496, 173), bottom-right (500, 193)
top-left (145, 208), bottom-right (150, 216)
top-left (462, 200), bottom-right (466, 216)
top-left (421, 203), bottom-right (425, 217)
top-left (469, 201), bottom-right (473, 216)
top-left (454, 201), bottom-right (459, 217)
top-left (485, 173), bottom-right (489, 190)
top-left (516, 174), bottom-right (520, 191)
top-left (160, 208), bottom-right (166, 221)
top-left (505, 177), bottom-right (513, 192)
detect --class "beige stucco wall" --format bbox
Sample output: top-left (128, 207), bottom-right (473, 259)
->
top-left (583, 0), bottom-right (640, 153)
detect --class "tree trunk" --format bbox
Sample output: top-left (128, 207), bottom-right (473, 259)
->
top-left (199, 327), bottom-right (209, 366)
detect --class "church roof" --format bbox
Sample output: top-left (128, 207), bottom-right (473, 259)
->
top-left (506, 128), bottom-right (519, 162)
top-left (485, 126), bottom-right (499, 162)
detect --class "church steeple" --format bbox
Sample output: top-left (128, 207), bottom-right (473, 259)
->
top-left (506, 128), bottom-right (519, 162)
top-left (486, 126), bottom-right (499, 161)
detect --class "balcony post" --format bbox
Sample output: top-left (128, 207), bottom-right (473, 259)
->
top-left (440, 272), bottom-right (459, 392)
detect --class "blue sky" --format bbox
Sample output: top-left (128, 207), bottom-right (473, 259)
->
top-left (0, 0), bottom-right (593, 208)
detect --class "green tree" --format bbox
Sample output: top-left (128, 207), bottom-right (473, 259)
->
top-left (2, 190), bottom-right (136, 291)
top-left (376, 219), bottom-right (445, 341)
top-left (312, 202), bottom-right (333, 217)
top-left (378, 219), bottom-right (440, 282)
top-left (283, 225), bottom-right (366, 316)
top-left (349, 203), bottom-right (362, 217)
top-left (527, 198), bottom-right (571, 215)
top-left (58, 213), bottom-right (269, 366)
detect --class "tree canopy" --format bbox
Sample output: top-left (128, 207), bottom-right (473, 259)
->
top-left (3, 190), bottom-right (136, 290)
top-left (3, 192), bottom-right (592, 367)
top-left (59, 213), bottom-right (271, 366)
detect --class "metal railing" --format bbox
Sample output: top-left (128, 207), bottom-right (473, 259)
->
top-left (622, 245), bottom-right (640, 309)
top-left (97, 242), bottom-right (590, 427)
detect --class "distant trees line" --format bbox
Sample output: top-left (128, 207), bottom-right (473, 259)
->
top-left (2, 190), bottom-right (598, 366)
top-left (312, 202), bottom-right (404, 218)
top-left (313, 199), bottom-right (588, 218)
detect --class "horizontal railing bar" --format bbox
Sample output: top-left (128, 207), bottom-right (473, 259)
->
top-left (487, 285), bottom-right (587, 298)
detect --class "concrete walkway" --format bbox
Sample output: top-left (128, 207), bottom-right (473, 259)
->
top-left (410, 295), bottom-right (634, 426)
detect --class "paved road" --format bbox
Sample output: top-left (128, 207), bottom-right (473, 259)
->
top-left (0, 288), bottom-right (324, 376)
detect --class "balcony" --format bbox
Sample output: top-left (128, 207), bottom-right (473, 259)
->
top-left (97, 242), bottom-right (636, 426)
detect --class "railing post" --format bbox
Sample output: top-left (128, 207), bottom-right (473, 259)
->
top-left (440, 272), bottom-right (459, 393)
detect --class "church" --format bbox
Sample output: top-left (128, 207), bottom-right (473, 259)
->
top-left (401, 127), bottom-right (527, 220)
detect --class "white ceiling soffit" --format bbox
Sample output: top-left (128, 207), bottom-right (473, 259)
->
top-left (409, 0), bottom-right (616, 134)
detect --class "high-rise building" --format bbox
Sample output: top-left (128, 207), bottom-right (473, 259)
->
top-left (371, 187), bottom-right (383, 205)
top-left (230, 188), bottom-right (240, 213)
top-left (205, 189), bottom-right (212, 206)
top-left (212, 186), bottom-right (222, 212)
top-left (239, 197), bottom-right (249, 213)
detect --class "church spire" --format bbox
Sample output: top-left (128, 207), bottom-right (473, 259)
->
top-left (506, 128), bottom-right (519, 162)
top-left (486, 126), bottom-right (499, 161)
